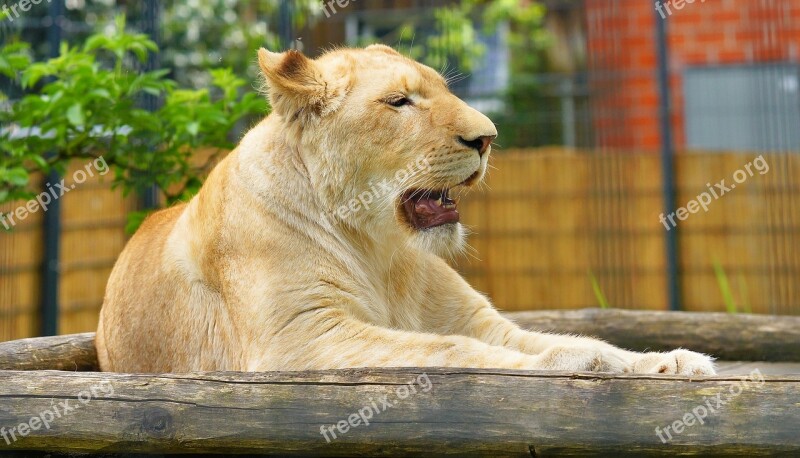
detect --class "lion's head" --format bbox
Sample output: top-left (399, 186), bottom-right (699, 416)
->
top-left (257, 44), bottom-right (496, 257)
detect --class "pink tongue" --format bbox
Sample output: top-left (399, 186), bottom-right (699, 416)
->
top-left (412, 197), bottom-right (459, 229)
top-left (414, 198), bottom-right (442, 219)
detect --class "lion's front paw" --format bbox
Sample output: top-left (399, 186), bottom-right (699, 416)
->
top-left (633, 349), bottom-right (716, 375)
top-left (532, 346), bottom-right (631, 372)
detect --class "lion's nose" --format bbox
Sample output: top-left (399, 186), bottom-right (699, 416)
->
top-left (458, 134), bottom-right (496, 157)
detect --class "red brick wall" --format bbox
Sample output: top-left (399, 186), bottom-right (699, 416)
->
top-left (585, 0), bottom-right (800, 151)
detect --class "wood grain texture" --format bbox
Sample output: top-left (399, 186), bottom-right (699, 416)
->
top-left (506, 308), bottom-right (800, 362)
top-left (0, 310), bottom-right (798, 455)
top-left (0, 332), bottom-right (96, 371)
top-left (0, 369), bottom-right (798, 456)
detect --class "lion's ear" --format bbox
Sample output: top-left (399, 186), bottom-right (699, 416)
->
top-left (257, 48), bottom-right (344, 120)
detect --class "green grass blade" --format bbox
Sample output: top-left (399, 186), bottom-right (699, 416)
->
top-left (589, 270), bottom-right (611, 309)
top-left (712, 260), bottom-right (737, 314)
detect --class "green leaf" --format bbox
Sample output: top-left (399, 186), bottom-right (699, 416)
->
top-left (125, 210), bottom-right (152, 235)
top-left (186, 122), bottom-right (200, 136)
top-left (20, 63), bottom-right (51, 88)
top-left (29, 155), bottom-right (49, 169)
top-left (84, 34), bottom-right (109, 52)
top-left (90, 88), bottom-right (112, 100)
top-left (66, 103), bottom-right (85, 127)
top-left (142, 86), bottom-right (162, 97)
top-left (0, 167), bottom-right (29, 186)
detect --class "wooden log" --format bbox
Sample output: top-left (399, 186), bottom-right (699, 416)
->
top-left (506, 308), bottom-right (800, 362)
top-left (0, 309), bottom-right (799, 373)
top-left (0, 332), bottom-right (96, 371)
top-left (0, 368), bottom-right (797, 456)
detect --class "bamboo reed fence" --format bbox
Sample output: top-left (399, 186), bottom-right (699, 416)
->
top-left (1, 148), bottom-right (798, 341)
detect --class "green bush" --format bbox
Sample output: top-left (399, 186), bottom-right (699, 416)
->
top-left (0, 16), bottom-right (266, 231)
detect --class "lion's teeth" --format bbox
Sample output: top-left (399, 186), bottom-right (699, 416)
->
top-left (435, 198), bottom-right (443, 206)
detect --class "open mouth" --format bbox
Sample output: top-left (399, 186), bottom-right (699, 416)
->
top-left (401, 188), bottom-right (460, 230)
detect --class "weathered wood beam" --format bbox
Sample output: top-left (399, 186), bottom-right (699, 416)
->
top-left (0, 309), bottom-right (799, 372)
top-left (506, 308), bottom-right (800, 362)
top-left (0, 332), bottom-right (96, 371)
top-left (0, 369), bottom-right (797, 456)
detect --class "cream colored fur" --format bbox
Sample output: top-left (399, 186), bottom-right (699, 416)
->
top-left (96, 45), bottom-right (715, 375)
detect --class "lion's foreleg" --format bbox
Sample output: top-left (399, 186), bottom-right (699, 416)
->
top-left (451, 303), bottom-right (715, 375)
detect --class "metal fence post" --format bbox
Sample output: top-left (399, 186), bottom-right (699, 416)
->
top-left (654, 3), bottom-right (681, 311)
top-left (279, 0), bottom-right (293, 49)
top-left (40, 0), bottom-right (64, 336)
top-left (141, 0), bottom-right (161, 210)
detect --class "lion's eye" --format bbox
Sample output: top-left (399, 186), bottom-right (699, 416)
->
top-left (387, 97), bottom-right (412, 107)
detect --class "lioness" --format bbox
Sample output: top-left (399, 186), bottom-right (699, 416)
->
top-left (96, 45), bottom-right (715, 375)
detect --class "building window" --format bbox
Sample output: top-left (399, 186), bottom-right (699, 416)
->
top-left (684, 64), bottom-right (800, 152)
